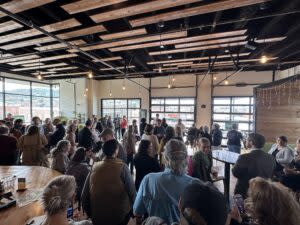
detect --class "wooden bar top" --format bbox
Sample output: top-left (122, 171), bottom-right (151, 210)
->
top-left (0, 166), bottom-right (61, 225)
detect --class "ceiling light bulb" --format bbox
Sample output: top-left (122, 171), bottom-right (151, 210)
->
top-left (88, 71), bottom-right (93, 78)
top-left (109, 92), bottom-right (112, 97)
top-left (172, 77), bottom-right (175, 82)
top-left (260, 55), bottom-right (268, 64)
top-left (37, 74), bottom-right (42, 80)
top-left (160, 45), bottom-right (164, 49)
top-left (122, 85), bottom-right (126, 90)
top-left (83, 93), bottom-right (87, 97)
top-left (85, 88), bottom-right (88, 91)
top-left (224, 80), bottom-right (229, 85)
top-left (168, 55), bottom-right (172, 59)
top-left (168, 83), bottom-right (171, 89)
top-left (158, 66), bottom-right (162, 73)
top-left (213, 76), bottom-right (217, 80)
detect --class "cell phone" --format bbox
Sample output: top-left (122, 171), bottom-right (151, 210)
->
top-left (66, 201), bottom-right (73, 219)
top-left (233, 194), bottom-right (245, 215)
top-left (0, 192), bottom-right (16, 210)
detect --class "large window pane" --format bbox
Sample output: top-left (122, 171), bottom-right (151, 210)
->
top-left (232, 97), bottom-right (250, 105)
top-left (180, 98), bottom-right (195, 105)
top-left (231, 114), bottom-right (251, 122)
top-left (115, 100), bottom-right (127, 108)
top-left (0, 77), bottom-right (3, 92)
top-left (165, 105), bottom-right (178, 112)
top-left (213, 105), bottom-right (230, 113)
top-left (5, 79), bottom-right (30, 95)
top-left (128, 99), bottom-right (140, 108)
top-left (128, 109), bottom-right (140, 123)
top-left (213, 114), bottom-right (230, 121)
top-left (5, 94), bottom-right (31, 123)
top-left (180, 105), bottom-right (194, 113)
top-left (52, 84), bottom-right (59, 98)
top-left (165, 98), bottom-right (179, 105)
top-left (232, 106), bottom-right (249, 113)
top-left (115, 108), bottom-right (127, 118)
top-left (213, 98), bottom-right (230, 105)
top-left (53, 98), bottom-right (60, 118)
top-left (151, 105), bottom-right (164, 112)
top-left (102, 99), bottom-right (114, 108)
top-left (32, 97), bottom-right (51, 120)
top-left (0, 93), bottom-right (3, 119)
top-left (151, 98), bottom-right (164, 104)
top-left (32, 83), bottom-right (50, 97)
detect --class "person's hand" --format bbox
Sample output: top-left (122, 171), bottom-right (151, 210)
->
top-left (230, 205), bottom-right (242, 223)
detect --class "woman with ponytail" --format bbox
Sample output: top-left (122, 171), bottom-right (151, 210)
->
top-left (51, 140), bottom-right (71, 174)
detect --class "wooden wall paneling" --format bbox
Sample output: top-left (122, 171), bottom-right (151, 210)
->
top-left (109, 32), bottom-right (247, 52)
top-left (175, 35), bottom-right (247, 48)
top-left (100, 28), bottom-right (147, 40)
top-left (48, 66), bottom-right (78, 71)
top-left (149, 37), bottom-right (284, 55)
top-left (0, 21), bottom-right (23, 33)
top-left (0, 54), bottom-right (40, 64)
top-left (8, 54), bottom-right (78, 66)
top-left (62, 0), bottom-right (128, 14)
top-left (0, 18), bottom-right (81, 45)
top-left (147, 53), bottom-right (250, 65)
top-left (34, 40), bottom-right (86, 51)
top-left (0, 0), bottom-right (55, 18)
top-left (93, 56), bottom-right (122, 62)
top-left (68, 31), bottom-right (187, 52)
top-left (11, 63), bottom-right (68, 71)
top-left (255, 80), bottom-right (300, 143)
top-left (129, 0), bottom-right (270, 27)
top-left (90, 0), bottom-right (202, 23)
top-left (44, 72), bottom-right (88, 78)
top-left (0, 25), bottom-right (106, 50)
top-left (100, 65), bottom-right (135, 71)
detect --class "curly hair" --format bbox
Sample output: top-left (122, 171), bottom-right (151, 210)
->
top-left (245, 177), bottom-right (300, 225)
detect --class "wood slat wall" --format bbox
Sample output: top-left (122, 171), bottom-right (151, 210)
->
top-left (255, 77), bottom-right (300, 143)
top-left (90, 0), bottom-right (202, 23)
top-left (0, 0), bottom-right (55, 18)
top-left (62, 0), bottom-right (128, 14)
top-left (129, 0), bottom-right (270, 27)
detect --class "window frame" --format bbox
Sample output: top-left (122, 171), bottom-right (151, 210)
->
top-left (0, 76), bottom-right (59, 122)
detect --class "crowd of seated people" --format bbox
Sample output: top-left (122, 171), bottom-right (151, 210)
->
top-left (2, 113), bottom-right (300, 225)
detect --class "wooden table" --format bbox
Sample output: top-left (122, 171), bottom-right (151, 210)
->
top-left (0, 166), bottom-right (61, 224)
top-left (212, 150), bottom-right (240, 202)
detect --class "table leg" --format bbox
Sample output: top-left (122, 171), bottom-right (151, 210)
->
top-left (224, 162), bottom-right (230, 203)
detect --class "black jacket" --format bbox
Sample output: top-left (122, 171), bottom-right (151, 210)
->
top-left (232, 149), bottom-right (275, 198)
top-left (78, 127), bottom-right (94, 149)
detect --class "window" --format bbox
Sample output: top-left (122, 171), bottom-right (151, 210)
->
top-left (0, 77), bottom-right (59, 123)
top-left (101, 98), bottom-right (141, 123)
top-left (151, 97), bottom-right (195, 127)
top-left (212, 96), bottom-right (254, 145)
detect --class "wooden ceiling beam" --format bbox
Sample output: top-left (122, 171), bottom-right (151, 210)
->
top-left (12, 63), bottom-right (68, 71)
top-left (93, 56), bottom-right (123, 62)
top-left (90, 0), bottom-right (202, 23)
top-left (48, 67), bottom-right (78, 71)
top-left (149, 37), bottom-right (285, 55)
top-left (0, 0), bottom-right (55, 18)
top-left (69, 31), bottom-right (187, 52)
top-left (130, 0), bottom-right (271, 27)
top-left (8, 54), bottom-right (78, 66)
top-left (34, 39), bottom-right (86, 51)
top-left (32, 71), bottom-right (57, 75)
top-left (44, 72), bottom-right (88, 78)
top-left (0, 25), bottom-right (106, 50)
top-left (0, 54), bottom-right (40, 64)
top-left (0, 18), bottom-right (81, 45)
top-left (100, 65), bottom-right (135, 71)
top-left (109, 32), bottom-right (247, 52)
top-left (23, 63), bottom-right (45, 67)
top-left (100, 28), bottom-right (147, 40)
top-left (62, 0), bottom-right (128, 14)
top-left (0, 21), bottom-right (23, 33)
top-left (147, 53), bottom-right (250, 65)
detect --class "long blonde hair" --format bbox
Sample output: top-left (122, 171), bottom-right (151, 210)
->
top-left (245, 177), bottom-right (300, 225)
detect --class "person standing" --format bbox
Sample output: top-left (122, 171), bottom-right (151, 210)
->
top-left (227, 123), bottom-right (244, 154)
top-left (202, 126), bottom-right (212, 145)
top-left (107, 115), bottom-right (114, 130)
top-left (43, 118), bottom-right (54, 137)
top-left (232, 133), bottom-right (275, 198)
top-left (78, 119), bottom-right (94, 149)
top-left (175, 119), bottom-right (185, 137)
top-left (121, 115), bottom-right (128, 138)
top-left (142, 124), bottom-right (159, 159)
top-left (48, 123), bottom-right (66, 148)
top-left (153, 119), bottom-right (166, 143)
top-left (211, 123), bottom-right (223, 147)
top-left (82, 139), bottom-right (136, 225)
top-left (123, 125), bottom-right (136, 174)
top-left (139, 118), bottom-right (147, 137)
top-left (65, 124), bottom-right (77, 157)
top-left (187, 123), bottom-right (198, 148)
top-left (51, 140), bottom-right (71, 174)
top-left (113, 114), bottom-right (121, 139)
top-left (161, 118), bottom-right (168, 130)
top-left (0, 125), bottom-right (18, 165)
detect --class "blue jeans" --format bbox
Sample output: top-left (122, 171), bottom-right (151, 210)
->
top-left (228, 145), bottom-right (241, 154)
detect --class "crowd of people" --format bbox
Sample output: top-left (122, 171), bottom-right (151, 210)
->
top-left (1, 113), bottom-right (300, 225)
